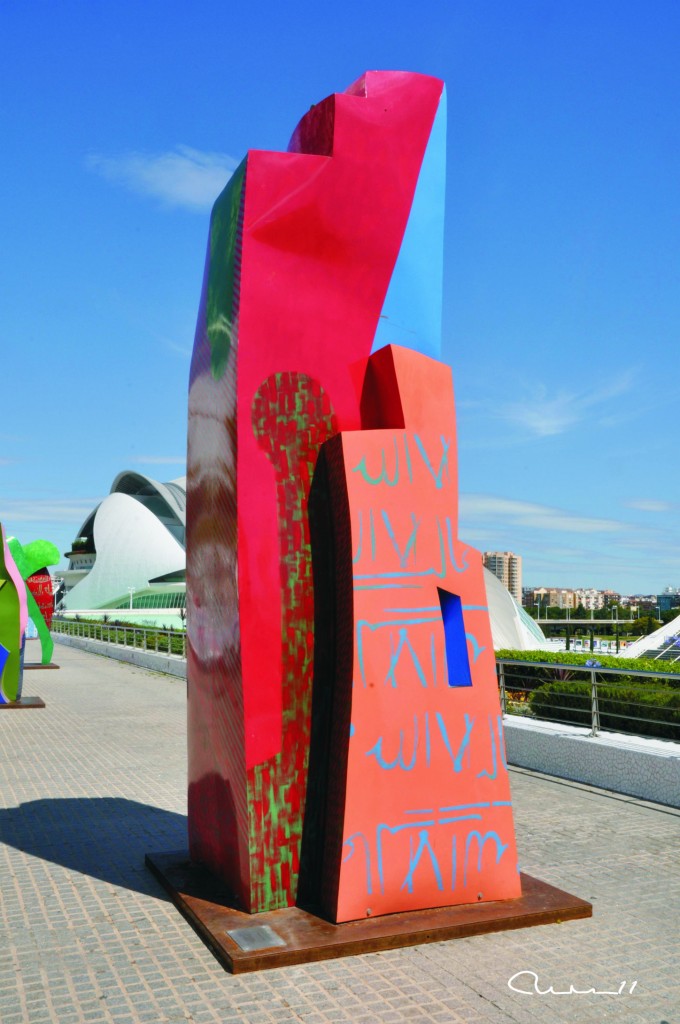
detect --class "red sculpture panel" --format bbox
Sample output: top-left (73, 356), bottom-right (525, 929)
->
top-left (187, 72), bottom-right (446, 913)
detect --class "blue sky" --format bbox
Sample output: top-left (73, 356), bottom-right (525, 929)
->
top-left (1, 0), bottom-right (678, 595)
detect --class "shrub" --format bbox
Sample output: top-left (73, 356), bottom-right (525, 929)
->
top-left (529, 680), bottom-right (680, 741)
top-left (496, 648), bottom-right (680, 675)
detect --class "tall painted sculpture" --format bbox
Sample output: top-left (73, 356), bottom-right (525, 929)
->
top-left (0, 525), bottom-right (28, 704)
top-left (186, 71), bottom-right (520, 918)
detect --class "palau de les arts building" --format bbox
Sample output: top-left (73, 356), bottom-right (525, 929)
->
top-left (60, 469), bottom-right (543, 648)
top-left (61, 471), bottom-right (187, 626)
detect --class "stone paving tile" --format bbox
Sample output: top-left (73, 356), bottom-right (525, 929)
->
top-left (1, 640), bottom-right (678, 1023)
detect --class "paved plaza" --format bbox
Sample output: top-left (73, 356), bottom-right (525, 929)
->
top-left (0, 641), bottom-right (678, 1024)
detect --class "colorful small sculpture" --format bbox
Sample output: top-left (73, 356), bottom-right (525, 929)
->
top-left (186, 71), bottom-right (520, 919)
top-left (0, 525), bottom-right (28, 703)
top-left (7, 536), bottom-right (60, 667)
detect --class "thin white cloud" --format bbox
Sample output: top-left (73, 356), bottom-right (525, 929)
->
top-left (495, 372), bottom-right (636, 438)
top-left (625, 499), bottom-right (672, 513)
top-left (460, 494), bottom-right (624, 534)
top-left (162, 338), bottom-right (192, 358)
top-left (129, 456), bottom-right (186, 465)
top-left (0, 498), bottom-right (101, 524)
top-left (87, 146), bottom-right (238, 211)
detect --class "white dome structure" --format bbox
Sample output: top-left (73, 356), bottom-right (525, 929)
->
top-left (63, 472), bottom-right (186, 614)
top-left (483, 567), bottom-right (547, 651)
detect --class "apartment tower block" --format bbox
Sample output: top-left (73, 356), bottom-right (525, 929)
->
top-left (482, 550), bottom-right (523, 603)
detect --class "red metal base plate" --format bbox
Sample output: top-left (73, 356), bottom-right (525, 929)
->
top-left (146, 851), bottom-right (592, 974)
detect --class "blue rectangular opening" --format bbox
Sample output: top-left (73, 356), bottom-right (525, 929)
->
top-left (438, 587), bottom-right (473, 687)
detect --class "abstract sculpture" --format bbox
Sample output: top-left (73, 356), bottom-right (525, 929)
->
top-left (7, 537), bottom-right (59, 667)
top-left (186, 69), bottom-right (521, 919)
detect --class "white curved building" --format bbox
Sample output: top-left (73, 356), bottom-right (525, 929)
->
top-left (62, 472), bottom-right (186, 620)
top-left (482, 567), bottom-right (547, 651)
top-left (617, 612), bottom-right (680, 660)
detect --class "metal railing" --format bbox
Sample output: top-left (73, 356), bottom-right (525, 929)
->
top-left (497, 658), bottom-right (680, 742)
top-left (47, 628), bottom-right (680, 742)
top-left (52, 618), bottom-right (187, 659)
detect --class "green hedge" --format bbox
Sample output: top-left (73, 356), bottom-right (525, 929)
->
top-left (55, 620), bottom-right (186, 657)
top-left (529, 680), bottom-right (680, 741)
top-left (104, 629), bottom-right (186, 657)
top-left (497, 649), bottom-right (680, 701)
top-left (497, 649), bottom-right (680, 740)
top-left (497, 648), bottom-right (680, 675)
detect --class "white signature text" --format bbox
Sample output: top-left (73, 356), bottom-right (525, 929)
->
top-left (508, 971), bottom-right (638, 996)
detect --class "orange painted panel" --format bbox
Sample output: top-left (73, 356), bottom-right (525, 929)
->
top-left (312, 347), bottom-right (521, 922)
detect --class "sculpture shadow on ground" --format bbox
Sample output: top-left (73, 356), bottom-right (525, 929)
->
top-left (0, 797), bottom-right (187, 898)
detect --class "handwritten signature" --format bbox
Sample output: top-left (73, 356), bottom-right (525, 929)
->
top-left (508, 971), bottom-right (638, 996)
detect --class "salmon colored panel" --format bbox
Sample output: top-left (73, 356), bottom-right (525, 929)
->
top-left (311, 347), bottom-right (521, 922)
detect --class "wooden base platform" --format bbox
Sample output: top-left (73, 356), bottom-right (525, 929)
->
top-left (146, 851), bottom-right (592, 974)
top-left (24, 663), bottom-right (60, 670)
top-left (0, 696), bottom-right (46, 709)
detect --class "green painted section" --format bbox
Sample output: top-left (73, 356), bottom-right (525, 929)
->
top-left (207, 158), bottom-right (246, 381)
top-left (248, 372), bottom-right (338, 912)
top-left (0, 543), bottom-right (21, 701)
top-left (7, 538), bottom-right (59, 579)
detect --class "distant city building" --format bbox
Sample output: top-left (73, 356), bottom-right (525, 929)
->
top-left (658, 587), bottom-right (680, 613)
top-left (526, 587), bottom-right (670, 616)
top-left (573, 589), bottom-right (605, 611)
top-left (482, 551), bottom-right (522, 603)
top-left (621, 595), bottom-right (657, 611)
top-left (529, 587), bottom-right (624, 612)
top-left (532, 587), bottom-right (576, 611)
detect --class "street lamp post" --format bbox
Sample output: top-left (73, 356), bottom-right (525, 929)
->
top-left (656, 605), bottom-right (662, 623)
top-left (53, 576), bottom-right (64, 613)
top-left (587, 605), bottom-right (594, 651)
top-left (128, 587), bottom-right (136, 610)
